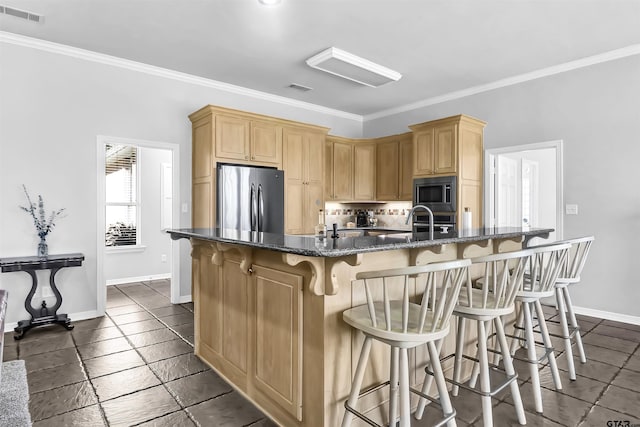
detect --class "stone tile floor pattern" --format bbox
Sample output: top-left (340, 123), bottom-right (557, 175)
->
top-left (2, 280), bottom-right (639, 426)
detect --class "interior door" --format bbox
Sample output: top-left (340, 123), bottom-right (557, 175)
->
top-left (496, 155), bottom-right (520, 227)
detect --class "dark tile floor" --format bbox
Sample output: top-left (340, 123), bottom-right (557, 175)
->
top-left (3, 281), bottom-right (640, 426)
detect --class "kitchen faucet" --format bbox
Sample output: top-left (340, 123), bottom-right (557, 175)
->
top-left (405, 205), bottom-right (434, 240)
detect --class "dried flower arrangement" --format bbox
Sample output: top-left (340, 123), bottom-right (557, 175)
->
top-left (19, 185), bottom-right (66, 257)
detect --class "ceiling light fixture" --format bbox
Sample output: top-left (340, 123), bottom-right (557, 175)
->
top-left (258, 0), bottom-right (282, 5)
top-left (306, 47), bottom-right (401, 88)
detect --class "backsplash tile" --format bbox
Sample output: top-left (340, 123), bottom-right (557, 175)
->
top-left (324, 202), bottom-right (412, 229)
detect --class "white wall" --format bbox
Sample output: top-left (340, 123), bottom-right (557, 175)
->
top-left (0, 39), bottom-right (362, 326)
top-left (365, 54), bottom-right (640, 319)
top-left (104, 147), bottom-right (172, 283)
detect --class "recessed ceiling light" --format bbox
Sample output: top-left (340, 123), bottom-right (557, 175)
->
top-left (258, 0), bottom-right (282, 5)
top-left (306, 47), bottom-right (401, 88)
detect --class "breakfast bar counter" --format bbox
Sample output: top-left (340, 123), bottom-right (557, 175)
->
top-left (168, 227), bottom-right (551, 427)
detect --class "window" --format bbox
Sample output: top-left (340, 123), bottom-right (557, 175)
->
top-left (105, 144), bottom-right (140, 247)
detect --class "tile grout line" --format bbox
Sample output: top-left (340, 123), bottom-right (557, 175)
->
top-left (112, 282), bottom-right (205, 426)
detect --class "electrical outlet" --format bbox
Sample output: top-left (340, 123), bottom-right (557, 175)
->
top-left (181, 202), bottom-right (188, 213)
top-left (565, 204), bottom-right (579, 215)
top-left (41, 286), bottom-right (54, 298)
top-left (161, 254), bottom-right (167, 263)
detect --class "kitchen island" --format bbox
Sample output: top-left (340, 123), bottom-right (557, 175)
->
top-left (169, 227), bottom-right (551, 427)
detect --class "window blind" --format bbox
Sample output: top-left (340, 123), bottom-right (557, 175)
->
top-left (105, 144), bottom-right (139, 246)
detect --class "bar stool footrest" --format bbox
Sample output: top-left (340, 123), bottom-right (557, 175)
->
top-left (425, 353), bottom-right (518, 398)
top-left (344, 380), bottom-right (456, 427)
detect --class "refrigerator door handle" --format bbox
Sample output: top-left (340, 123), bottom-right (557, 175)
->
top-left (257, 184), bottom-right (264, 232)
top-left (250, 183), bottom-right (257, 232)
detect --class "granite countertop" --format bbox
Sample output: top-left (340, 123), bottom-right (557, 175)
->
top-left (167, 227), bottom-right (552, 257)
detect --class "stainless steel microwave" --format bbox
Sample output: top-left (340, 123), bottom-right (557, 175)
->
top-left (413, 176), bottom-right (457, 212)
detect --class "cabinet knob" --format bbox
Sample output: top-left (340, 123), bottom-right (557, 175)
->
top-left (251, 156), bottom-right (255, 160)
top-left (245, 155), bottom-right (249, 160)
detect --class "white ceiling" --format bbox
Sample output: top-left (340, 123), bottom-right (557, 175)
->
top-left (1, 0), bottom-right (640, 117)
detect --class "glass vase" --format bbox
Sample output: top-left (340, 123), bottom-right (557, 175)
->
top-left (37, 236), bottom-right (48, 258)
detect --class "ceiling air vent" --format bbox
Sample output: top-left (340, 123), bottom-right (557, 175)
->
top-left (288, 83), bottom-right (313, 92)
top-left (306, 47), bottom-right (401, 88)
top-left (0, 5), bottom-right (44, 23)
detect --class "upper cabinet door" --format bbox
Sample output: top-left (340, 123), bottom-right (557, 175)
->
top-left (306, 132), bottom-right (324, 185)
top-left (434, 124), bottom-right (457, 174)
top-left (251, 121), bottom-right (282, 165)
top-left (215, 115), bottom-right (250, 161)
top-left (354, 143), bottom-right (376, 200)
top-left (414, 129), bottom-right (435, 175)
top-left (399, 137), bottom-right (414, 200)
top-left (332, 141), bottom-right (354, 201)
top-left (376, 141), bottom-right (399, 201)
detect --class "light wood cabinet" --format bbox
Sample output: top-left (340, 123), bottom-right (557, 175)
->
top-left (375, 133), bottom-right (413, 201)
top-left (215, 115), bottom-right (282, 166)
top-left (284, 127), bottom-right (325, 235)
top-left (189, 105), bottom-right (328, 233)
top-left (413, 123), bottom-right (457, 176)
top-left (326, 138), bottom-right (354, 201)
top-left (326, 137), bottom-right (376, 201)
top-left (353, 143), bottom-right (376, 200)
top-left (252, 265), bottom-right (304, 421)
top-left (410, 115), bottom-right (486, 227)
top-left (399, 136), bottom-right (414, 200)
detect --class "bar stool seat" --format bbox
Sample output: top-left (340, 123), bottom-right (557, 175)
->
top-left (341, 259), bottom-right (471, 427)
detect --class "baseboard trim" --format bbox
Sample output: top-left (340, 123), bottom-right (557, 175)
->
top-left (4, 310), bottom-right (99, 333)
top-left (106, 273), bottom-right (171, 286)
top-left (573, 305), bottom-right (640, 326)
top-left (178, 294), bottom-right (192, 304)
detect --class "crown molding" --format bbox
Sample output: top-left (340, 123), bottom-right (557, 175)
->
top-left (3, 31), bottom-right (639, 125)
top-left (365, 43), bottom-right (640, 121)
top-left (0, 31), bottom-right (362, 123)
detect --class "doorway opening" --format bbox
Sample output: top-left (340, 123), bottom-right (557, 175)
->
top-left (485, 140), bottom-right (563, 244)
top-left (96, 136), bottom-right (181, 315)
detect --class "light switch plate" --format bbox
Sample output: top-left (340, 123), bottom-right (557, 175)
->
top-left (181, 202), bottom-right (189, 213)
top-left (565, 204), bottom-right (578, 215)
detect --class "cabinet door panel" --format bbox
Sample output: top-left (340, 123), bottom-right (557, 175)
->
top-left (216, 115), bottom-right (250, 161)
top-left (197, 249), bottom-right (221, 354)
top-left (192, 182), bottom-right (212, 228)
top-left (332, 142), bottom-right (353, 200)
top-left (376, 141), bottom-right (399, 201)
top-left (399, 138), bottom-right (414, 200)
top-left (305, 182), bottom-right (324, 234)
top-left (283, 130), bottom-right (304, 182)
top-left (251, 121), bottom-right (282, 165)
top-left (221, 259), bottom-right (248, 375)
top-left (460, 127), bottom-right (483, 181)
top-left (354, 144), bottom-right (376, 200)
top-left (193, 120), bottom-right (212, 180)
top-left (434, 125), bottom-right (456, 174)
top-left (253, 265), bottom-right (303, 421)
top-left (285, 182), bottom-right (305, 234)
top-left (307, 132), bottom-right (324, 184)
top-left (414, 130), bottom-right (434, 175)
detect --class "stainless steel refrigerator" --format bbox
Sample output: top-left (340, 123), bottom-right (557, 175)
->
top-left (216, 163), bottom-right (285, 233)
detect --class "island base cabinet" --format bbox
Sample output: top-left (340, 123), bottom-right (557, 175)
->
top-left (251, 265), bottom-right (304, 421)
top-left (189, 238), bottom-right (527, 427)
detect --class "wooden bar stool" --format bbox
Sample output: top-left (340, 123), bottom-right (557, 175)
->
top-left (341, 259), bottom-right (471, 427)
top-left (415, 248), bottom-right (534, 426)
top-left (535, 236), bottom-right (595, 380)
top-left (509, 242), bottom-right (571, 413)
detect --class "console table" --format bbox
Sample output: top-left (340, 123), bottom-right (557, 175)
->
top-left (0, 253), bottom-right (84, 340)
